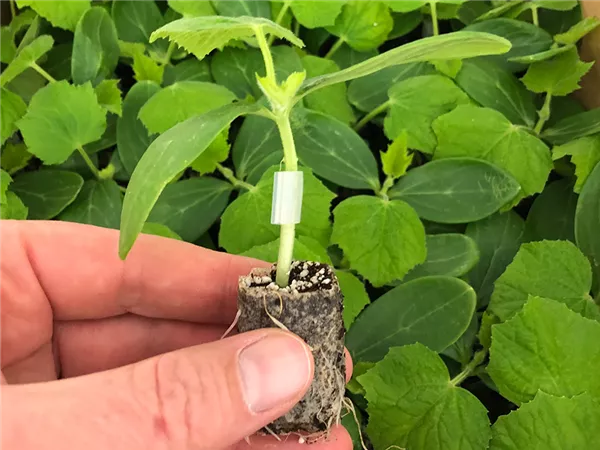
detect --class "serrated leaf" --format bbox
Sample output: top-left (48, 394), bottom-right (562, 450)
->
top-left (521, 48), bottom-right (593, 96)
top-left (433, 105), bottom-right (552, 200)
top-left (0, 35), bottom-right (53, 87)
top-left (290, 1), bottom-right (346, 29)
top-left (119, 102), bottom-right (260, 258)
top-left (490, 392), bottom-right (600, 450)
top-left (0, 142), bottom-right (32, 175)
top-left (337, 270), bottom-right (370, 330)
top-left (1, 88), bottom-right (27, 145)
top-left (488, 296), bottom-right (600, 405)
top-left (147, 177), bottom-right (232, 242)
top-left (133, 51), bottom-right (164, 85)
top-left (16, 0), bottom-right (90, 31)
top-left (59, 179), bottom-right (122, 229)
top-left (1, 27), bottom-right (17, 64)
top-left (555, 16), bottom-right (600, 45)
top-left (163, 59), bottom-right (212, 85)
top-left (1, 170), bottom-right (12, 204)
top-left (331, 196), bottom-right (426, 286)
top-left (576, 162), bottom-right (600, 294)
top-left (141, 222), bottom-right (182, 241)
top-left (10, 169), bottom-right (84, 219)
top-left (150, 16), bottom-right (304, 62)
top-left (190, 132), bottom-right (230, 175)
top-left (359, 343), bottom-right (490, 450)
top-left (168, 0), bottom-right (216, 17)
top-left (489, 240), bottom-right (598, 321)
top-left (384, 74), bottom-right (470, 153)
top-left (0, 191), bottom-right (28, 220)
top-left (390, 158), bottom-right (521, 223)
top-left (117, 81), bottom-right (161, 177)
top-left (211, 0), bottom-right (271, 18)
top-left (17, 81), bottom-right (106, 165)
top-left (71, 6), bottom-right (119, 85)
top-left (326, 1), bottom-right (394, 52)
top-left (381, 130), bottom-right (412, 179)
top-left (219, 166), bottom-right (334, 254)
top-left (94, 79), bottom-right (122, 116)
top-left (241, 235), bottom-right (332, 265)
top-left (542, 108), bottom-right (600, 145)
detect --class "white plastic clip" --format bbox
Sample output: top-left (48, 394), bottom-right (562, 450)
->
top-left (271, 171), bottom-right (303, 224)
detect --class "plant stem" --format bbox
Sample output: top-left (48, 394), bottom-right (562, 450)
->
top-left (76, 146), bottom-right (102, 180)
top-left (450, 349), bottom-right (488, 386)
top-left (118, 185), bottom-right (127, 194)
top-left (268, 0), bottom-right (292, 46)
top-left (293, 18), bottom-right (300, 37)
top-left (531, 4), bottom-right (539, 27)
top-left (430, 1), bottom-right (439, 36)
top-left (325, 37), bottom-right (344, 59)
top-left (160, 41), bottom-right (176, 66)
top-left (10, 0), bottom-right (16, 18)
top-left (377, 175), bottom-right (394, 200)
top-left (534, 92), bottom-right (552, 135)
top-left (216, 163), bottom-right (254, 191)
top-left (354, 101), bottom-right (391, 132)
top-left (31, 62), bottom-right (57, 84)
top-left (255, 26), bottom-right (276, 82)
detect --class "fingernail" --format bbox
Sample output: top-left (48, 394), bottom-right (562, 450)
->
top-left (239, 334), bottom-right (312, 413)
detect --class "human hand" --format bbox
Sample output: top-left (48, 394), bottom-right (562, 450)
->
top-left (1, 220), bottom-right (353, 450)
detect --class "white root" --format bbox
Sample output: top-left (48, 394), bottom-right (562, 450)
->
top-left (220, 309), bottom-right (241, 340)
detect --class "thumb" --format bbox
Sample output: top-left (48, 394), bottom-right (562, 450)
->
top-left (2, 329), bottom-right (314, 450)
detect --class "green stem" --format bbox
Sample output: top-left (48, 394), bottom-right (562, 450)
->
top-left (160, 41), bottom-right (176, 66)
top-left (430, 1), bottom-right (439, 36)
top-left (534, 92), bottom-right (552, 135)
top-left (531, 4), bottom-right (539, 27)
top-left (268, 0), bottom-right (292, 46)
top-left (255, 26), bottom-right (276, 82)
top-left (325, 37), bottom-right (345, 59)
top-left (76, 146), bottom-right (102, 180)
top-left (377, 175), bottom-right (394, 200)
top-left (450, 349), bottom-right (488, 386)
top-left (354, 101), bottom-right (391, 132)
top-left (118, 185), bottom-right (128, 194)
top-left (216, 163), bottom-right (254, 191)
top-left (293, 18), bottom-right (300, 37)
top-left (10, 0), bottom-right (16, 18)
top-left (30, 62), bottom-right (57, 84)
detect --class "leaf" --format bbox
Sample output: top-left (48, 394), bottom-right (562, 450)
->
top-left (552, 135), bottom-right (600, 186)
top-left (359, 343), bottom-right (490, 450)
top-left (139, 81), bottom-right (237, 134)
top-left (489, 392), bottom-right (600, 450)
top-left (521, 48), bottom-right (593, 96)
top-left (292, 109), bottom-right (380, 190)
top-left (337, 270), bottom-right (370, 330)
top-left (403, 233), bottom-right (480, 283)
top-left (390, 158), bottom-right (521, 224)
top-left (119, 102), bottom-right (260, 259)
top-left (141, 222), bottom-right (182, 241)
top-left (1, 170), bottom-right (12, 205)
top-left (149, 16), bottom-right (304, 62)
top-left (383, 74), bottom-right (470, 153)
top-left (1, 27), bottom-right (17, 64)
top-left (325, 1), bottom-right (394, 52)
top-left (133, 51), bottom-right (164, 85)
top-left (462, 18), bottom-right (552, 72)
top-left (442, 314), bottom-right (478, 366)
top-left (488, 296), bottom-right (600, 405)
top-left (1, 142), bottom-right (32, 175)
top-left (219, 166), bottom-right (335, 254)
top-left (330, 44), bottom-right (378, 70)
top-left (542, 108), bottom-right (600, 145)
top-left (301, 56), bottom-right (354, 125)
top-left (190, 132), bottom-right (230, 175)
top-left (147, 177), bottom-right (232, 242)
top-left (71, 6), bottom-right (120, 85)
top-left (241, 235), bottom-right (332, 265)
top-left (42, 43), bottom-right (73, 81)
top-left (455, 60), bottom-right (537, 127)
top-left (1, 88), bottom-right (27, 145)
top-left (389, 10), bottom-right (423, 39)
top-left (533, 0), bottom-right (578, 11)
top-left (167, 0), bottom-right (216, 17)
top-left (555, 16), bottom-right (600, 45)
top-left (348, 62), bottom-right (434, 113)
top-left (381, 130), bottom-right (413, 179)
top-left (59, 179), bottom-right (122, 229)
top-left (17, 81), bottom-right (106, 165)
top-left (488, 240), bottom-right (598, 321)
top-left (290, 1), bottom-right (346, 29)
top-left (466, 211), bottom-right (524, 306)
top-left (385, 1), bottom-right (426, 13)
top-left (111, 0), bottom-right (164, 44)
top-left (299, 31), bottom-right (512, 98)
top-left (1, 191), bottom-right (28, 219)
top-left (331, 196), bottom-right (426, 286)
top-left (433, 105), bottom-right (552, 200)
top-left (508, 43), bottom-right (574, 64)
top-left (10, 169), bottom-right (84, 219)
top-left (117, 81), bottom-right (161, 177)
top-left (0, 35), bottom-right (54, 87)
top-left (524, 178), bottom-right (577, 243)
top-left (16, 0), bottom-right (90, 31)
top-left (576, 162), bottom-right (600, 294)
top-left (163, 59), bottom-right (212, 85)
top-left (432, 58), bottom-right (463, 79)
top-left (211, 0), bottom-right (271, 18)
top-left (94, 79), bottom-right (122, 116)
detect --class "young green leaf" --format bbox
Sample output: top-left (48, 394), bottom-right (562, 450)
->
top-left (433, 105), bottom-right (552, 200)
top-left (58, 179), bottom-right (122, 229)
top-left (331, 196), bottom-right (426, 286)
top-left (381, 130), bottom-right (412, 180)
top-left (384, 74), bottom-right (470, 153)
top-left (132, 51), bottom-right (164, 85)
top-left (16, 0), bottom-right (90, 31)
top-left (554, 16), bottom-right (600, 45)
top-left (117, 81), bottom-right (161, 177)
top-left (219, 166), bottom-right (335, 254)
top-left (326, 1), bottom-right (394, 52)
top-left (1, 142), bottom-right (32, 175)
top-left (119, 102), bottom-right (260, 259)
top-left (111, 0), bottom-right (164, 44)
top-left (290, 1), bottom-right (346, 29)
top-left (521, 48), bottom-right (593, 96)
top-left (455, 60), bottom-right (537, 127)
top-left (490, 392), bottom-right (600, 450)
top-left (554, 137), bottom-right (600, 193)
top-left (488, 296), bottom-right (600, 405)
top-left (17, 81), bottom-right (106, 165)
top-left (150, 16), bottom-right (304, 62)
top-left (466, 211), bottom-right (524, 306)
top-left (542, 108), bottom-right (600, 145)
top-left (489, 240), bottom-right (598, 321)
top-left (141, 223), bottom-right (182, 241)
top-left (163, 59), bottom-right (212, 85)
top-left (0, 191), bottom-right (28, 220)
top-left (10, 169), bottom-right (84, 219)
top-left (94, 79), bottom-right (122, 116)
top-left (71, 7), bottom-right (119, 85)
top-left (211, 0), bottom-right (271, 18)
top-left (168, 0), bottom-right (216, 17)
top-left (1, 88), bottom-right (27, 146)
top-left (292, 109), bottom-right (380, 190)
top-left (241, 236), bottom-right (332, 265)
top-left (358, 343), bottom-right (490, 450)
top-left (190, 133), bottom-right (230, 175)
top-left (0, 35), bottom-right (53, 87)
top-left (390, 158), bottom-right (521, 223)
top-left (147, 177), bottom-right (232, 242)
top-left (337, 270), bottom-right (370, 330)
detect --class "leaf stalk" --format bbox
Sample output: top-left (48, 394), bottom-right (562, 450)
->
top-left (354, 101), bottom-right (390, 132)
top-left (30, 62), bottom-right (57, 84)
top-left (268, 0), bottom-right (292, 46)
top-left (255, 26), bottom-right (277, 82)
top-left (76, 146), bottom-right (102, 180)
top-left (450, 349), bottom-right (488, 386)
top-left (534, 92), bottom-right (552, 135)
top-left (325, 37), bottom-right (345, 60)
top-left (216, 162), bottom-right (254, 191)
top-left (430, 1), bottom-right (439, 36)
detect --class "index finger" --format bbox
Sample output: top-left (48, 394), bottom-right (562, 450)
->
top-left (3, 220), bottom-right (269, 323)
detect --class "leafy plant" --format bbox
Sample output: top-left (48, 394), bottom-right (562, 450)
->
top-left (2, 1), bottom-right (600, 448)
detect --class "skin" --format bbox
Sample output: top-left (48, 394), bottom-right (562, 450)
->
top-left (1, 220), bottom-right (353, 450)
